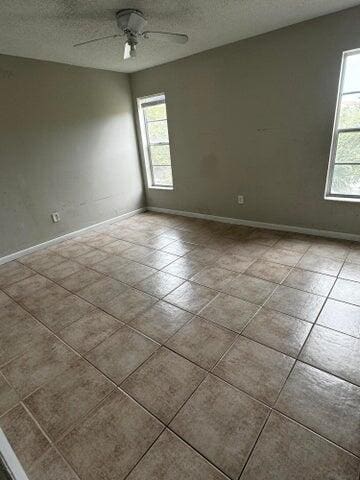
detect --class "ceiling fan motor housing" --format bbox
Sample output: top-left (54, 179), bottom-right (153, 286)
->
top-left (116, 9), bottom-right (147, 35)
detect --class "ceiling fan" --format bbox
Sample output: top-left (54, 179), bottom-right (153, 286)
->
top-left (74, 9), bottom-right (189, 60)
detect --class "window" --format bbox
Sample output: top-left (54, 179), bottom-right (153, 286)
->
top-left (137, 94), bottom-right (173, 189)
top-left (325, 49), bottom-right (360, 201)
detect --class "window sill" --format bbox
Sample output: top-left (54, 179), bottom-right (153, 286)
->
top-left (324, 195), bottom-right (360, 203)
top-left (148, 186), bottom-right (174, 191)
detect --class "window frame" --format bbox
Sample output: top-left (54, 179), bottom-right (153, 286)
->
top-left (137, 93), bottom-right (174, 190)
top-left (325, 48), bottom-right (360, 202)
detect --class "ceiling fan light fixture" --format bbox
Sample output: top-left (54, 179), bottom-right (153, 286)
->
top-left (130, 42), bottom-right (136, 58)
top-left (124, 40), bottom-right (136, 60)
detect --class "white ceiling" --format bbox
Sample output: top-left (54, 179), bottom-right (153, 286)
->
top-left (1, 0), bottom-right (360, 73)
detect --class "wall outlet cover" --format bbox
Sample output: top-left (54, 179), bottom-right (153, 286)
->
top-left (51, 212), bottom-right (60, 223)
top-left (237, 195), bottom-right (245, 205)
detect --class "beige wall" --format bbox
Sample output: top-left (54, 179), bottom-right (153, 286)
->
top-left (131, 6), bottom-right (360, 235)
top-left (0, 54), bottom-right (144, 257)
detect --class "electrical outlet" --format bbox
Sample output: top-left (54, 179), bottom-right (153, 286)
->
top-left (51, 212), bottom-right (60, 223)
top-left (237, 195), bottom-right (245, 205)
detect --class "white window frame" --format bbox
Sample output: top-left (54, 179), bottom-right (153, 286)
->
top-left (325, 48), bottom-right (360, 202)
top-left (137, 93), bottom-right (174, 190)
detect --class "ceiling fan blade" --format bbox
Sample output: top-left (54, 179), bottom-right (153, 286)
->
top-left (127, 12), bottom-right (147, 32)
top-left (142, 31), bottom-right (188, 44)
top-left (73, 34), bottom-right (122, 47)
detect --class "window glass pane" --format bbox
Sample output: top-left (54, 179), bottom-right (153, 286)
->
top-left (147, 120), bottom-right (169, 144)
top-left (338, 93), bottom-right (360, 129)
top-left (150, 145), bottom-right (171, 165)
top-left (331, 164), bottom-right (360, 195)
top-left (343, 53), bottom-right (360, 93)
top-left (335, 131), bottom-right (360, 163)
top-left (144, 103), bottom-right (166, 121)
top-left (153, 166), bottom-right (173, 186)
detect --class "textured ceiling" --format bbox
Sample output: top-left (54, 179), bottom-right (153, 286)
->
top-left (1, 0), bottom-right (360, 73)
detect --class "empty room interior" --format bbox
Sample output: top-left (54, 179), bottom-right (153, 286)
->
top-left (1, 1), bottom-right (360, 479)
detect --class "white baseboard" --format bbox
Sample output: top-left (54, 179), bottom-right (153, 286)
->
top-left (147, 206), bottom-right (360, 242)
top-left (0, 207), bottom-right (146, 266)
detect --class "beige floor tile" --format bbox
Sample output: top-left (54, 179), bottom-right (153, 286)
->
top-left (135, 271), bottom-right (184, 298)
top-left (53, 242), bottom-right (95, 258)
top-left (129, 301), bottom-right (192, 343)
top-left (4, 274), bottom-right (55, 302)
top-left (77, 277), bottom-right (128, 308)
top-left (28, 448), bottom-right (79, 480)
top-left (185, 246), bottom-right (220, 265)
top-left (213, 337), bottom-right (294, 405)
top-left (307, 242), bottom-right (350, 261)
top-left (191, 266), bottom-right (238, 291)
top-left (166, 317), bottom-right (236, 370)
top-left (243, 308), bottom-right (311, 357)
top-left (297, 252), bottom-right (343, 276)
top-left (316, 299), bottom-right (360, 338)
top-left (261, 247), bottom-right (302, 267)
top-left (86, 326), bottom-right (159, 384)
top-left (58, 391), bottom-right (163, 480)
top-left (140, 250), bottom-right (179, 269)
top-left (0, 261), bottom-right (35, 288)
top-left (230, 240), bottom-right (270, 257)
top-left (74, 248), bottom-right (109, 266)
top-left (199, 293), bottom-right (259, 333)
top-left (91, 255), bottom-right (130, 278)
top-left (32, 294), bottom-right (95, 332)
top-left (122, 347), bottom-right (206, 423)
top-left (0, 304), bottom-right (50, 366)
top-left (171, 375), bottom-right (269, 479)
top-left (162, 240), bottom-right (196, 256)
top-left (20, 283), bottom-right (70, 314)
top-left (0, 405), bottom-right (50, 472)
top-left (248, 229), bottom-right (282, 246)
top-left (120, 245), bottom-right (155, 262)
top-left (164, 281), bottom-right (217, 314)
top-left (276, 362), bottom-right (360, 455)
top-left (340, 262), bottom-right (360, 283)
top-left (275, 237), bottom-right (311, 254)
top-left (19, 251), bottom-right (65, 271)
top-left (265, 285), bottom-right (325, 322)
top-left (81, 233), bottom-right (117, 249)
top-left (108, 260), bottom-right (157, 285)
top-left (163, 256), bottom-right (207, 279)
top-left (240, 412), bottom-right (359, 480)
top-left (347, 247), bottom-right (360, 265)
top-left (25, 359), bottom-right (113, 441)
top-left (145, 234), bottom-right (176, 250)
top-left (283, 268), bottom-right (335, 296)
top-left (127, 429), bottom-right (227, 480)
top-left (215, 253), bottom-right (255, 273)
top-left (299, 326), bottom-right (360, 385)
top-left (2, 335), bottom-right (78, 397)
top-left (42, 260), bottom-right (84, 282)
top-left (103, 287), bottom-right (157, 322)
top-left (99, 239), bottom-right (133, 255)
top-left (245, 260), bottom-right (291, 283)
top-left (223, 274), bottom-right (277, 305)
top-left (59, 309), bottom-right (122, 354)
top-left (0, 291), bottom-right (10, 307)
top-left (0, 372), bottom-right (19, 416)
top-left (59, 267), bottom-right (104, 292)
top-left (330, 278), bottom-right (360, 307)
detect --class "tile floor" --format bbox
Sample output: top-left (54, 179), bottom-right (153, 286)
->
top-left (0, 211), bottom-right (359, 479)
